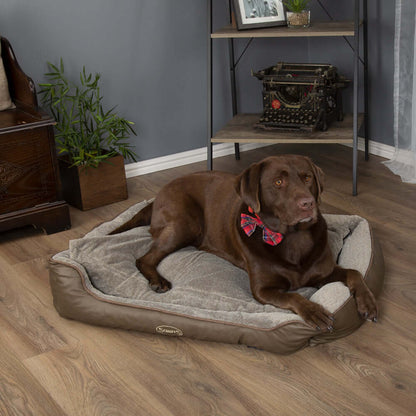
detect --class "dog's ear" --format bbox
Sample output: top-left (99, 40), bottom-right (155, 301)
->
top-left (307, 158), bottom-right (325, 203)
top-left (235, 161), bottom-right (263, 213)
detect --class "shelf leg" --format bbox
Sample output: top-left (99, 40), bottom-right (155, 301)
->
top-left (234, 143), bottom-right (240, 160)
top-left (363, 0), bottom-right (370, 161)
top-left (352, 0), bottom-right (360, 196)
top-left (229, 37), bottom-right (240, 160)
top-left (227, 2), bottom-right (240, 161)
top-left (207, 0), bottom-right (213, 170)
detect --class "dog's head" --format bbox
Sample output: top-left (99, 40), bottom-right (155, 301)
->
top-left (235, 155), bottom-right (324, 228)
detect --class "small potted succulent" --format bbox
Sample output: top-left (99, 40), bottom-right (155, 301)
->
top-left (39, 59), bottom-right (138, 210)
top-left (284, 0), bottom-right (311, 28)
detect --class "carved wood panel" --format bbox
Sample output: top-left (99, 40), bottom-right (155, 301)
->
top-left (0, 126), bottom-right (59, 215)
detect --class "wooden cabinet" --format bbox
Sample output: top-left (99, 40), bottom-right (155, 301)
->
top-left (0, 36), bottom-right (70, 234)
top-left (0, 114), bottom-right (71, 234)
top-left (207, 1), bottom-right (368, 195)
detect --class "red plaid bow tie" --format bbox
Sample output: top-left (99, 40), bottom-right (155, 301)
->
top-left (240, 207), bottom-right (284, 246)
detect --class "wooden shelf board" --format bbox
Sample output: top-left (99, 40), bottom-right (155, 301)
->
top-left (211, 113), bottom-right (362, 144)
top-left (211, 21), bottom-right (355, 39)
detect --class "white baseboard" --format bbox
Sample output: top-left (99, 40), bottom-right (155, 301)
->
top-left (125, 142), bottom-right (269, 178)
top-left (125, 138), bottom-right (395, 179)
top-left (349, 137), bottom-right (395, 160)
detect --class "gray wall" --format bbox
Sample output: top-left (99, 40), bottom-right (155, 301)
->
top-left (0, 0), bottom-right (395, 164)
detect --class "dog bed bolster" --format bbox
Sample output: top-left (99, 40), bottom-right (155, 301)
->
top-left (49, 200), bottom-right (384, 354)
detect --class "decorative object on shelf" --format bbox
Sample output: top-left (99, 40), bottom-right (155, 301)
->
top-left (284, 0), bottom-right (311, 28)
top-left (39, 60), bottom-right (138, 210)
top-left (232, 0), bottom-right (286, 30)
top-left (252, 62), bottom-right (349, 132)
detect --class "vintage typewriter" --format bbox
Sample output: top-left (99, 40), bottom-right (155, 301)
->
top-left (252, 63), bottom-right (349, 132)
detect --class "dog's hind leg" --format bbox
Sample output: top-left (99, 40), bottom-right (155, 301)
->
top-left (109, 203), bottom-right (153, 235)
top-left (137, 219), bottom-right (201, 293)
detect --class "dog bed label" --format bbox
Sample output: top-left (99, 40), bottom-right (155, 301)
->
top-left (156, 325), bottom-right (184, 337)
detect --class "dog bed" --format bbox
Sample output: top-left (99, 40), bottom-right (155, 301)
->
top-left (49, 200), bottom-right (384, 354)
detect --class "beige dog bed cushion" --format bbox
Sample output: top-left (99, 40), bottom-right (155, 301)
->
top-left (49, 200), bottom-right (384, 354)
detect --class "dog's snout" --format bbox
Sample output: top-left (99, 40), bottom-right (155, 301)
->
top-left (297, 197), bottom-right (315, 211)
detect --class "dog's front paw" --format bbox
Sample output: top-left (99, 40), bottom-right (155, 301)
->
top-left (355, 288), bottom-right (378, 322)
top-left (298, 300), bottom-right (334, 332)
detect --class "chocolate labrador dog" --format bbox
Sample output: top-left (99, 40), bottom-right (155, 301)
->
top-left (111, 155), bottom-right (377, 330)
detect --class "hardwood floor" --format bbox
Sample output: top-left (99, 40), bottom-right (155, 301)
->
top-left (1, 144), bottom-right (415, 416)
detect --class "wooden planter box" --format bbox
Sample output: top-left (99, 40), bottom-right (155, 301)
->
top-left (58, 154), bottom-right (128, 210)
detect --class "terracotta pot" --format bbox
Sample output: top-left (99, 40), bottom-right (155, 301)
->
top-left (58, 153), bottom-right (128, 210)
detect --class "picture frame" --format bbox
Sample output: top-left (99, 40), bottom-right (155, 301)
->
top-left (232, 0), bottom-right (286, 30)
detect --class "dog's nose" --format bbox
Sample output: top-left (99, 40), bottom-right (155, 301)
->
top-left (297, 197), bottom-right (315, 210)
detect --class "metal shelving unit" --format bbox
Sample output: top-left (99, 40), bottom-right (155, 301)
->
top-left (207, 0), bottom-right (368, 195)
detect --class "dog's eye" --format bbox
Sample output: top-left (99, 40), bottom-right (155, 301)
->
top-left (275, 179), bottom-right (283, 187)
top-left (304, 175), bottom-right (312, 183)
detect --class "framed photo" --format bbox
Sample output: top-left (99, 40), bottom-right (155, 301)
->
top-left (233, 0), bottom-right (286, 30)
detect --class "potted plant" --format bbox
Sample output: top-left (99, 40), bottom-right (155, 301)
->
top-left (39, 60), bottom-right (138, 210)
top-left (284, 0), bottom-right (311, 28)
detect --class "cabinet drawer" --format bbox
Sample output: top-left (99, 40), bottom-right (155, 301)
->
top-left (0, 126), bottom-right (59, 215)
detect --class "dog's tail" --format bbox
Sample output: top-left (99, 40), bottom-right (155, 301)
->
top-left (109, 202), bottom-right (153, 235)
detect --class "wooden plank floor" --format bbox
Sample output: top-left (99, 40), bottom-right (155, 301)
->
top-left (1, 143), bottom-right (415, 416)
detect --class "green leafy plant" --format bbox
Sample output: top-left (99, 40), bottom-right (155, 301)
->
top-left (39, 59), bottom-right (138, 168)
top-left (284, 0), bottom-right (310, 13)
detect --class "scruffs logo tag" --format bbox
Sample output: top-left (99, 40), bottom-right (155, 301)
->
top-left (156, 325), bottom-right (183, 337)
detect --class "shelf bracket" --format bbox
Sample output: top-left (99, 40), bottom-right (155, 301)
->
top-left (316, 0), bottom-right (365, 66)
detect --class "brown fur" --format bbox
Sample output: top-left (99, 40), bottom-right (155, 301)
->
top-left (110, 155), bottom-right (377, 330)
